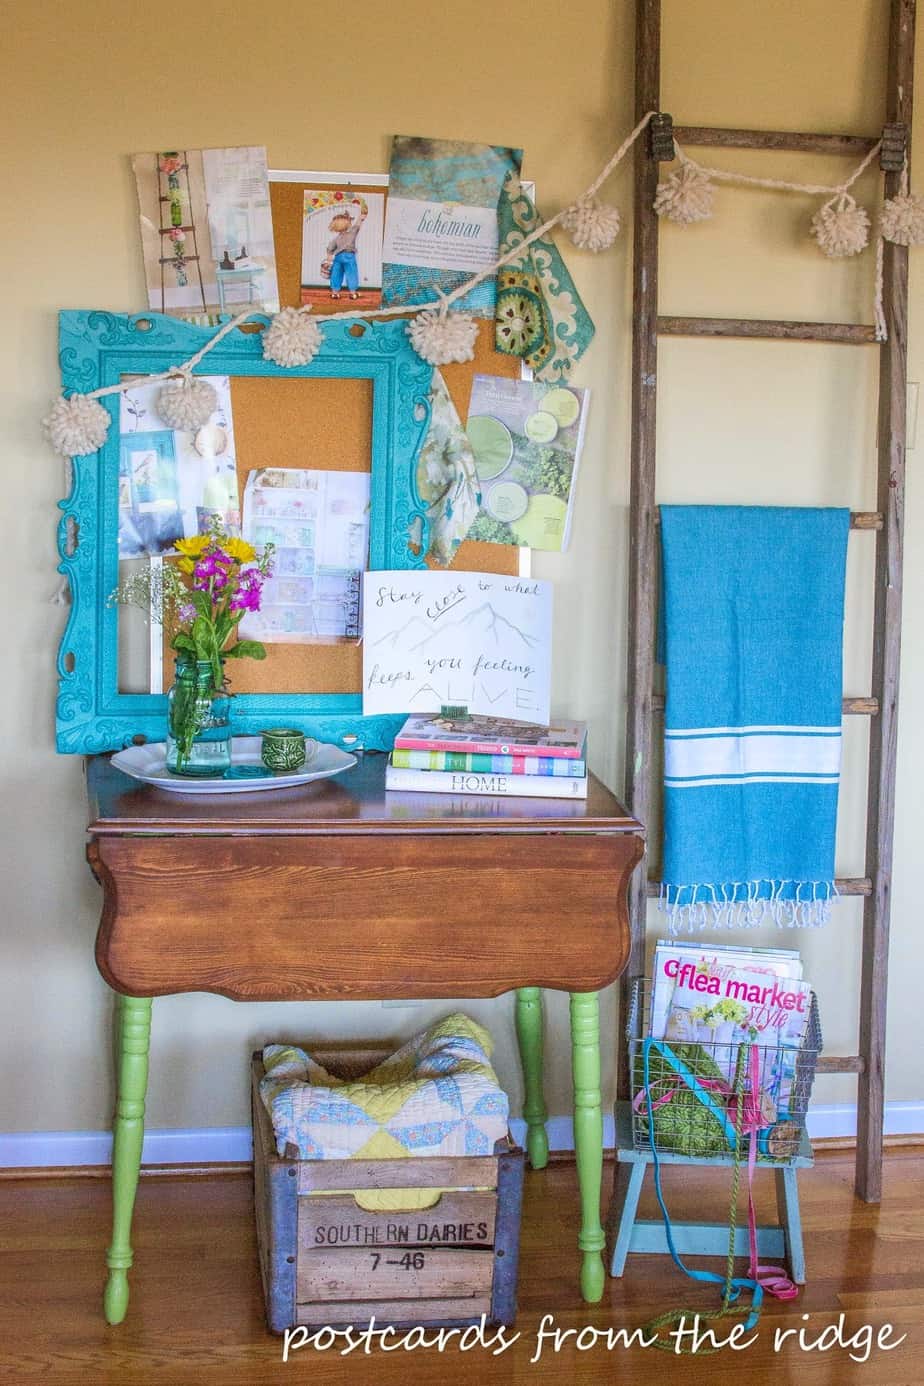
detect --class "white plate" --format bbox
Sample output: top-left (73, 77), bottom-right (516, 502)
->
top-left (110, 737), bottom-right (357, 794)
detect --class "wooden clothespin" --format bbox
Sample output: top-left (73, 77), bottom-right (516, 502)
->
top-left (880, 122), bottom-right (908, 172)
top-left (650, 113), bottom-right (675, 163)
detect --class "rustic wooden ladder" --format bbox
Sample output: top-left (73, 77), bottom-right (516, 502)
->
top-left (618, 0), bottom-right (915, 1204)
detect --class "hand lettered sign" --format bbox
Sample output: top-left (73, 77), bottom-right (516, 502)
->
top-left (362, 571), bottom-right (552, 722)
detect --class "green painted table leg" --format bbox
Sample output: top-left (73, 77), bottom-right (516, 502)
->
top-left (515, 986), bottom-right (549, 1170)
top-left (104, 994), bottom-right (152, 1326)
top-left (570, 990), bottom-right (606, 1303)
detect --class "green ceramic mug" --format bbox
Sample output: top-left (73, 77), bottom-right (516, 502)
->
top-left (260, 728), bottom-right (316, 772)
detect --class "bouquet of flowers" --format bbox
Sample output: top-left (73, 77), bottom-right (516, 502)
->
top-left (113, 524), bottom-right (274, 679)
top-left (170, 529), bottom-right (274, 684)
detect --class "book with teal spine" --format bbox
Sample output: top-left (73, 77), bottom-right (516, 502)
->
top-left (390, 748), bottom-right (586, 777)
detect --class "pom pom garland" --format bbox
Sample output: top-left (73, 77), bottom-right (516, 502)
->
top-left (42, 116), bottom-right (924, 457)
top-left (43, 393), bottom-right (111, 457)
top-left (880, 189), bottom-right (924, 246)
top-left (560, 196), bottom-right (622, 252)
top-left (262, 307), bottom-right (323, 367)
top-left (810, 193), bottom-right (870, 258)
top-left (406, 307), bottom-right (479, 366)
top-left (654, 162), bottom-right (715, 225)
top-left (157, 373), bottom-right (218, 431)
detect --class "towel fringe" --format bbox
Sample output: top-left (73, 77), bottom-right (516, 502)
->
top-left (662, 879), bottom-right (836, 933)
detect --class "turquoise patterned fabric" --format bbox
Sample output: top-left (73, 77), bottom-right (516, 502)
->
top-left (381, 137), bottom-right (523, 317)
top-left (495, 174), bottom-right (595, 382)
top-left (415, 369), bottom-right (482, 566)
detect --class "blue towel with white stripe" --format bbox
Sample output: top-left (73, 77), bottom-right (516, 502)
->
top-left (660, 506), bottom-right (850, 929)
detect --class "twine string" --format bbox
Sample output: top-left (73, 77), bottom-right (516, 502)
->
top-left (676, 137), bottom-right (883, 199)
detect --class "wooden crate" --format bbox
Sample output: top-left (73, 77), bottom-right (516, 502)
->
top-left (251, 1049), bottom-right (524, 1333)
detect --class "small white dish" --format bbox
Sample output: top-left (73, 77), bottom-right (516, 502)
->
top-left (110, 736), bottom-right (357, 795)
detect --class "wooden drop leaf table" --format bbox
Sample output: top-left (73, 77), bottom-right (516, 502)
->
top-left (86, 751), bottom-right (643, 1323)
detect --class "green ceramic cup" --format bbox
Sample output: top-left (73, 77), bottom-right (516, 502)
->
top-left (260, 728), bottom-right (316, 772)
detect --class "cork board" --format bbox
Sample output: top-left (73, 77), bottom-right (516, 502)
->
top-left (214, 178), bottom-right (520, 697)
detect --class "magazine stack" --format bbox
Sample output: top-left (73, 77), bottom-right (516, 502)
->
top-left (385, 714), bottom-right (589, 799)
top-left (629, 940), bottom-right (822, 1161)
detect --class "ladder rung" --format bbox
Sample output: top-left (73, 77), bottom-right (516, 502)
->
top-left (158, 255), bottom-right (201, 266)
top-left (645, 877), bottom-right (871, 897)
top-left (650, 694), bottom-right (878, 716)
top-left (653, 509), bottom-right (882, 531)
top-left (816, 1055), bottom-right (866, 1074)
top-left (159, 225), bottom-right (196, 234)
top-left (672, 126), bottom-right (877, 158)
top-left (657, 316), bottom-right (877, 345)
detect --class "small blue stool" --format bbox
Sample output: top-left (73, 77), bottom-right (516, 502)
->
top-left (607, 1101), bottom-right (811, 1282)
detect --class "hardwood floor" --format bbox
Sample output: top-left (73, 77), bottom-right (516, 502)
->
top-left (0, 1149), bottom-right (921, 1385)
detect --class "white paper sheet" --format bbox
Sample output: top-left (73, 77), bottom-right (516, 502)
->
top-left (362, 571), bottom-right (552, 722)
top-left (240, 468), bottom-right (370, 643)
top-left (117, 375), bottom-right (239, 557)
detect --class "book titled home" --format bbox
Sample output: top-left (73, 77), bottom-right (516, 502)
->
top-left (385, 758), bottom-right (589, 799)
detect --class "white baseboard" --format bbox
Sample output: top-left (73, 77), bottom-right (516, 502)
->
top-left (807, 1100), bottom-right (924, 1140)
top-left (1, 1103), bottom-right (922, 1169)
top-left (0, 1126), bottom-right (253, 1168)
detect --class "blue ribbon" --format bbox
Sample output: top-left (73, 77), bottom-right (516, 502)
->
top-left (645, 1038), bottom-right (739, 1147)
top-left (642, 1036), bottom-right (764, 1332)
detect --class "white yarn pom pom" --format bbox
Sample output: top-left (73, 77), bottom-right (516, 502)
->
top-left (407, 308), bottom-right (478, 366)
top-left (880, 189), bottom-right (924, 246)
top-left (654, 163), bottom-right (714, 224)
top-left (560, 196), bottom-right (622, 252)
top-left (262, 307), bottom-right (323, 367)
top-left (157, 373), bottom-right (218, 430)
top-left (43, 393), bottom-right (111, 457)
top-left (810, 193), bottom-right (870, 257)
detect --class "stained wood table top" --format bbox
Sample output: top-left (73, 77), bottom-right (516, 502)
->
top-left (86, 750), bottom-right (643, 839)
top-left (87, 750), bottom-right (644, 998)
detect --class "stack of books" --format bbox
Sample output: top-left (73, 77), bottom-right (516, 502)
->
top-left (385, 715), bottom-right (589, 799)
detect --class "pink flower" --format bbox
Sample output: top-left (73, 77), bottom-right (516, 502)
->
top-left (229, 567), bottom-right (265, 613)
top-left (192, 549), bottom-right (232, 590)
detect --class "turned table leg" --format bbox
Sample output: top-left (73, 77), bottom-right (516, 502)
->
top-left (570, 989), bottom-right (606, 1303)
top-left (514, 986), bottom-right (549, 1170)
top-left (104, 994), bottom-right (152, 1325)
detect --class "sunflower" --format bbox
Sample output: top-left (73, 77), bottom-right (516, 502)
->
top-left (223, 536), bottom-right (257, 564)
top-left (175, 535), bottom-right (210, 558)
top-left (174, 533), bottom-right (211, 574)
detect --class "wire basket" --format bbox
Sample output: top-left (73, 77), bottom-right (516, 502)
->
top-left (626, 979), bottom-right (822, 1163)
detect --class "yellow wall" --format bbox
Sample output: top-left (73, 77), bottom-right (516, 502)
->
top-left (1, 0), bottom-right (921, 1139)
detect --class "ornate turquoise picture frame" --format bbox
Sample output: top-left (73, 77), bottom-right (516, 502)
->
top-left (55, 311), bottom-right (433, 753)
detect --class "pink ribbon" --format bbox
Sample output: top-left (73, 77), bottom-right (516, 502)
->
top-left (742, 1044), bottom-right (799, 1300)
top-left (632, 1075), bottom-right (729, 1114)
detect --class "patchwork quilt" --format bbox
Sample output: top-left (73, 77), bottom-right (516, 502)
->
top-left (260, 1013), bottom-right (509, 1163)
